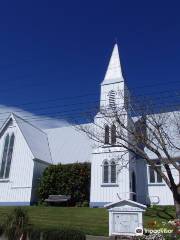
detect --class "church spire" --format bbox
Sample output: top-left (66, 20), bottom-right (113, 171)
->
top-left (101, 44), bottom-right (124, 85)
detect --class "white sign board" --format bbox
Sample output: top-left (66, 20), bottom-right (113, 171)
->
top-left (105, 199), bottom-right (146, 236)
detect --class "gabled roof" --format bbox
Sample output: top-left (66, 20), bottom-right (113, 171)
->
top-left (45, 124), bottom-right (93, 164)
top-left (9, 114), bottom-right (52, 164)
top-left (0, 113), bottom-right (93, 165)
top-left (105, 199), bottom-right (147, 210)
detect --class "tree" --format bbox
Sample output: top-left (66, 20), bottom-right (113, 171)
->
top-left (78, 94), bottom-right (180, 218)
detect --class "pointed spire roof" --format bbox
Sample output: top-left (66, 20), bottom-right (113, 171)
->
top-left (101, 44), bottom-right (124, 85)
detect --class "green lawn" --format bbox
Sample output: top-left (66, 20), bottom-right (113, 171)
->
top-left (0, 206), bottom-right (175, 236)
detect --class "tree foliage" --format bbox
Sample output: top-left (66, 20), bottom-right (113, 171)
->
top-left (38, 162), bottom-right (91, 205)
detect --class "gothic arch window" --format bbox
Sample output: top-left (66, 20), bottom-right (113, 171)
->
top-left (0, 133), bottom-right (15, 179)
top-left (111, 124), bottom-right (116, 145)
top-left (103, 160), bottom-right (109, 183)
top-left (5, 133), bottom-right (15, 178)
top-left (109, 90), bottom-right (116, 108)
top-left (104, 125), bottom-right (109, 144)
top-left (111, 160), bottom-right (116, 183)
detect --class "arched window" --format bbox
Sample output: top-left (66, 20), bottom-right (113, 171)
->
top-left (109, 90), bottom-right (116, 108)
top-left (104, 125), bottom-right (109, 144)
top-left (111, 161), bottom-right (116, 183)
top-left (111, 124), bottom-right (116, 145)
top-left (0, 133), bottom-right (15, 179)
top-left (0, 134), bottom-right (9, 178)
top-left (103, 161), bottom-right (109, 183)
top-left (5, 134), bottom-right (15, 178)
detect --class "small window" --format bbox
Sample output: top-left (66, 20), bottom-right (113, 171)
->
top-left (103, 161), bottom-right (109, 183)
top-left (148, 165), bottom-right (163, 184)
top-left (111, 125), bottom-right (116, 145)
top-left (109, 90), bottom-right (116, 108)
top-left (104, 125), bottom-right (109, 144)
top-left (111, 161), bottom-right (116, 183)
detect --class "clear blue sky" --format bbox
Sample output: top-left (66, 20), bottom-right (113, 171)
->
top-left (0, 0), bottom-right (179, 122)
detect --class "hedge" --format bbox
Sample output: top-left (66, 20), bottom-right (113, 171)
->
top-left (28, 228), bottom-right (86, 240)
top-left (38, 162), bottom-right (91, 205)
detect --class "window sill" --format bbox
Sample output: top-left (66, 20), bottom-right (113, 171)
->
top-left (148, 183), bottom-right (166, 186)
top-left (0, 178), bottom-right (10, 182)
top-left (101, 183), bottom-right (119, 187)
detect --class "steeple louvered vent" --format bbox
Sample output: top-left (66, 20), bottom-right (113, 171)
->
top-left (109, 90), bottom-right (116, 107)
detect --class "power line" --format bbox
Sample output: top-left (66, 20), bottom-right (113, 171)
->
top-left (0, 99), bottom-right (179, 125)
top-left (0, 92), bottom-right (179, 118)
top-left (0, 100), bottom-right (99, 116)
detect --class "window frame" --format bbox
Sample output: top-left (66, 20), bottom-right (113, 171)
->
top-left (0, 133), bottom-right (15, 180)
top-left (104, 125), bottom-right (110, 145)
top-left (103, 160), bottom-right (109, 183)
top-left (110, 160), bottom-right (116, 183)
top-left (102, 159), bottom-right (118, 186)
top-left (111, 124), bottom-right (116, 145)
top-left (148, 164), bottom-right (164, 185)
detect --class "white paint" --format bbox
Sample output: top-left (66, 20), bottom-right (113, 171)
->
top-left (106, 200), bottom-right (146, 236)
top-left (45, 125), bottom-right (93, 164)
top-left (102, 44), bottom-right (124, 85)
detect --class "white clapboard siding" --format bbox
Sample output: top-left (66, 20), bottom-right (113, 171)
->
top-left (90, 150), bottom-right (130, 207)
top-left (148, 166), bottom-right (179, 205)
top-left (0, 121), bottom-right (34, 205)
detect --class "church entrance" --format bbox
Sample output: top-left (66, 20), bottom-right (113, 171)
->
top-left (132, 171), bottom-right (136, 201)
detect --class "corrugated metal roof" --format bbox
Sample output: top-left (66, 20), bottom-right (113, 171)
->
top-left (45, 124), bottom-right (93, 164)
top-left (13, 114), bottom-right (52, 164)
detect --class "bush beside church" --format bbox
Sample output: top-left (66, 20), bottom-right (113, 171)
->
top-left (38, 162), bottom-right (91, 206)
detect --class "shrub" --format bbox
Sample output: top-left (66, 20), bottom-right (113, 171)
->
top-left (28, 228), bottom-right (41, 240)
top-left (44, 229), bottom-right (86, 240)
top-left (81, 201), bottom-right (89, 207)
top-left (3, 207), bottom-right (29, 240)
top-left (0, 224), bottom-right (4, 236)
top-left (28, 228), bottom-right (86, 240)
top-left (38, 162), bottom-right (91, 205)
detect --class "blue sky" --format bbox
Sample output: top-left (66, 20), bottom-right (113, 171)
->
top-left (0, 1), bottom-right (179, 127)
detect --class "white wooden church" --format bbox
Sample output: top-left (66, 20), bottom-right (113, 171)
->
top-left (0, 44), bottom-right (178, 206)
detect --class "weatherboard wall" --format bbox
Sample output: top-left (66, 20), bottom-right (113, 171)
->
top-left (147, 166), bottom-right (178, 205)
top-left (0, 119), bottom-right (34, 205)
top-left (90, 149), bottom-right (130, 207)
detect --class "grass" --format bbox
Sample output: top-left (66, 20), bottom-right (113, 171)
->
top-left (0, 205), bottom-right (175, 236)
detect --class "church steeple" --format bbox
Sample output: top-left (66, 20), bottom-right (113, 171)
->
top-left (100, 44), bottom-right (126, 109)
top-left (101, 44), bottom-right (124, 85)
